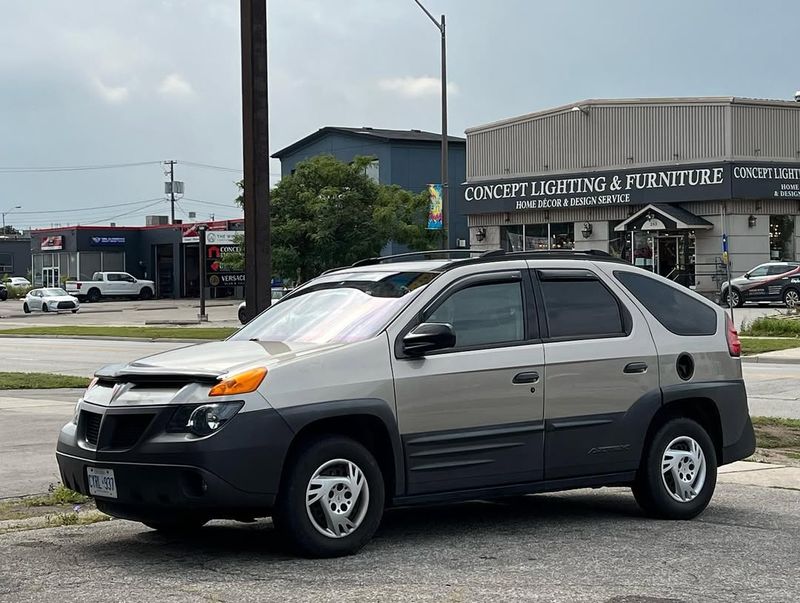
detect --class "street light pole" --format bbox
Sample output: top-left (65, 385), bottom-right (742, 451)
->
top-left (2, 205), bottom-right (22, 233)
top-left (412, 0), bottom-right (449, 248)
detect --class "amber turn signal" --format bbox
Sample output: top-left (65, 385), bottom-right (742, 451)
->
top-left (209, 366), bottom-right (267, 397)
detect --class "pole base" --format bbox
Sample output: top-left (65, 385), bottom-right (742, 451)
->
top-left (197, 313), bottom-right (209, 322)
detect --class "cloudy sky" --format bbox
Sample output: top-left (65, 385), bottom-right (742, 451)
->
top-left (1, 0), bottom-right (798, 229)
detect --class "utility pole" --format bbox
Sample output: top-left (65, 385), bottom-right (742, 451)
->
top-left (241, 0), bottom-right (271, 320)
top-left (412, 1), bottom-right (449, 248)
top-left (164, 160), bottom-right (177, 224)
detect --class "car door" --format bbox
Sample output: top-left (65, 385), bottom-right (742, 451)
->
top-left (120, 273), bottom-right (137, 295)
top-left (390, 269), bottom-right (545, 496)
top-left (29, 291), bottom-right (42, 311)
top-left (531, 263), bottom-right (661, 480)
top-left (740, 264), bottom-right (770, 301)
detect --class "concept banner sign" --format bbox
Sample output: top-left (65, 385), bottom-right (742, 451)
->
top-left (427, 184), bottom-right (443, 230)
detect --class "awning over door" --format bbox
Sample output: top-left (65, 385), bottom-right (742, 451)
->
top-left (614, 204), bottom-right (714, 232)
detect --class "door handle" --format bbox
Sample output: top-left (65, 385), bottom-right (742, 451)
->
top-left (513, 371), bottom-right (539, 384)
top-left (624, 362), bottom-right (648, 374)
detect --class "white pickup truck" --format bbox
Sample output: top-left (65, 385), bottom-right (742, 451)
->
top-left (65, 272), bottom-right (155, 303)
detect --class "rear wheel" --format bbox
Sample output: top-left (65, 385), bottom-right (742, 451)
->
top-left (87, 288), bottom-right (101, 303)
top-left (632, 417), bottom-right (717, 520)
top-left (273, 435), bottom-right (384, 558)
top-left (783, 288), bottom-right (800, 308)
top-left (238, 306), bottom-right (248, 324)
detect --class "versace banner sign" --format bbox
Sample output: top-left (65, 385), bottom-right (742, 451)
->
top-left (462, 162), bottom-right (800, 214)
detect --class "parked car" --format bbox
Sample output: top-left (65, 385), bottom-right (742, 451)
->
top-left (720, 261), bottom-right (800, 308)
top-left (3, 277), bottom-right (31, 287)
top-left (24, 287), bottom-right (80, 314)
top-left (57, 250), bottom-right (754, 557)
top-left (65, 272), bottom-right (155, 303)
top-left (237, 288), bottom-right (290, 324)
top-left (0, 282), bottom-right (7, 302)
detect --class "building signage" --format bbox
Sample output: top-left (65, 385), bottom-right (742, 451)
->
top-left (40, 235), bottom-right (63, 251)
top-left (463, 162), bottom-right (800, 214)
top-left (182, 229), bottom-right (242, 244)
top-left (208, 272), bottom-right (245, 287)
top-left (90, 236), bottom-right (126, 246)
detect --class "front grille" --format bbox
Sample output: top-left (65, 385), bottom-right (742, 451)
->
top-left (82, 411), bottom-right (102, 446)
top-left (105, 414), bottom-right (156, 449)
top-left (57, 301), bottom-right (76, 309)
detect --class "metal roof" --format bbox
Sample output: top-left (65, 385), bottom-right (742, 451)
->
top-left (466, 96), bottom-right (800, 134)
top-left (272, 126), bottom-right (465, 158)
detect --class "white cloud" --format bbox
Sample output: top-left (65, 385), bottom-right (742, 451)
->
top-left (378, 76), bottom-right (459, 99)
top-left (158, 73), bottom-right (194, 98)
top-left (91, 77), bottom-right (129, 103)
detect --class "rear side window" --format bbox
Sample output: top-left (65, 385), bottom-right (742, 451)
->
top-left (538, 271), bottom-right (625, 339)
top-left (614, 270), bottom-right (717, 336)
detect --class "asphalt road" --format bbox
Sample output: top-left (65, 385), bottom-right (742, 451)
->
top-left (0, 483), bottom-right (797, 602)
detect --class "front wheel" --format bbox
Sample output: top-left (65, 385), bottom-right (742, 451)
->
top-left (273, 436), bottom-right (385, 558)
top-left (23, 303), bottom-right (30, 314)
top-left (41, 303), bottom-right (49, 313)
top-left (722, 288), bottom-right (743, 308)
top-left (783, 288), bottom-right (800, 308)
top-left (139, 287), bottom-right (153, 301)
top-left (632, 417), bottom-right (717, 520)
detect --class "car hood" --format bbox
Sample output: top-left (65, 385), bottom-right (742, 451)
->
top-left (97, 339), bottom-right (345, 380)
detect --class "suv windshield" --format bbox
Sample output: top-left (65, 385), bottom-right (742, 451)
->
top-left (232, 270), bottom-right (438, 344)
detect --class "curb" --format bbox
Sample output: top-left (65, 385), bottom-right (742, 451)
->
top-left (0, 333), bottom-right (214, 344)
top-left (742, 356), bottom-right (800, 365)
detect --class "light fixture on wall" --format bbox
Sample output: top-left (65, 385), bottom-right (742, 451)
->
top-left (475, 227), bottom-right (487, 242)
top-left (581, 222), bottom-right (593, 239)
top-left (748, 215), bottom-right (757, 228)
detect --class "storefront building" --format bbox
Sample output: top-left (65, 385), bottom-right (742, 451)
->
top-left (30, 218), bottom-right (243, 298)
top-left (463, 97), bottom-right (800, 295)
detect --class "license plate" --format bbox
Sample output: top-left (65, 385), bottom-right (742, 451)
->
top-left (87, 467), bottom-right (117, 498)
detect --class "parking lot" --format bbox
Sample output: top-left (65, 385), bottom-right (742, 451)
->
top-left (0, 481), bottom-right (798, 602)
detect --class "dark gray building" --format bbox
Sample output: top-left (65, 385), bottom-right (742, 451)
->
top-left (464, 97), bottom-right (800, 294)
top-left (273, 126), bottom-right (468, 249)
top-left (0, 235), bottom-right (31, 279)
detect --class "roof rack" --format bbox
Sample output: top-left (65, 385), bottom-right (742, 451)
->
top-left (350, 249), bottom-right (494, 267)
top-left (438, 248), bottom-right (630, 271)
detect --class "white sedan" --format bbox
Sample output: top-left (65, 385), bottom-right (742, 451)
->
top-left (4, 277), bottom-right (31, 287)
top-left (23, 288), bottom-right (81, 314)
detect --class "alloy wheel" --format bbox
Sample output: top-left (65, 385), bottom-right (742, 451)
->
top-left (305, 458), bottom-right (370, 539)
top-left (727, 289), bottom-right (740, 307)
top-left (661, 436), bottom-right (707, 503)
top-left (785, 289), bottom-right (799, 308)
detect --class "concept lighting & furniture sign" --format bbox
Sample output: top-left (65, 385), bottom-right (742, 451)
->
top-left (463, 162), bottom-right (800, 213)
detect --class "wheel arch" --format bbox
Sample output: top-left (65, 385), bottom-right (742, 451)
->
top-left (277, 399), bottom-right (405, 499)
top-left (645, 397), bottom-right (723, 464)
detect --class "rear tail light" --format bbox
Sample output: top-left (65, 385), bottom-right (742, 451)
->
top-left (726, 314), bottom-right (741, 357)
top-left (75, 283), bottom-right (82, 290)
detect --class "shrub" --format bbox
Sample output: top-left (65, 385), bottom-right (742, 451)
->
top-left (741, 317), bottom-right (800, 337)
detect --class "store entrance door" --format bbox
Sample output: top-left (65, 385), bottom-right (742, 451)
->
top-left (656, 236), bottom-right (679, 278)
top-left (42, 267), bottom-right (60, 288)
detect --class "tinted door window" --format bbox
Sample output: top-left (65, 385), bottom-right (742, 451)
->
top-left (614, 270), bottom-right (716, 336)
top-left (426, 281), bottom-right (524, 348)
top-left (748, 266), bottom-right (769, 278)
top-left (538, 275), bottom-right (624, 339)
top-left (767, 265), bottom-right (792, 276)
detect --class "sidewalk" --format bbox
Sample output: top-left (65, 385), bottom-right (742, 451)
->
top-left (718, 460), bottom-right (800, 489)
top-left (743, 347), bottom-right (800, 365)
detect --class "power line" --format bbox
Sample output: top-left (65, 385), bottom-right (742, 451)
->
top-left (13, 198), bottom-right (166, 215)
top-left (182, 197), bottom-right (242, 209)
top-left (0, 161), bottom-right (161, 173)
top-left (181, 161), bottom-right (243, 173)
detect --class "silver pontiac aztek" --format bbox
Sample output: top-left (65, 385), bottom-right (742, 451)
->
top-left (56, 250), bottom-right (755, 557)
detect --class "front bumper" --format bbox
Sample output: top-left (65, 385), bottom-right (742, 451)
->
top-left (56, 404), bottom-right (295, 520)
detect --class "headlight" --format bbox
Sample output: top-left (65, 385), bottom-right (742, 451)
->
top-left (167, 402), bottom-right (244, 437)
top-left (208, 367), bottom-right (267, 397)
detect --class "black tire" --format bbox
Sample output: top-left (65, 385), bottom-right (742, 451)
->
top-left (722, 287), bottom-right (743, 308)
top-left (139, 287), bottom-right (153, 301)
top-left (238, 306), bottom-right (248, 324)
top-left (71, 309), bottom-right (78, 314)
top-left (783, 287), bottom-right (800, 308)
top-left (273, 435), bottom-right (385, 558)
top-left (632, 417), bottom-right (717, 520)
top-left (23, 303), bottom-right (30, 314)
top-left (41, 303), bottom-right (49, 313)
top-left (87, 288), bottom-right (101, 303)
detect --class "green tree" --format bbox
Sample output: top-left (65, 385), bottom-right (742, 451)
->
top-left (224, 155), bottom-right (441, 283)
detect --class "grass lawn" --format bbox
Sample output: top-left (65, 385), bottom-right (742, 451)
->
top-left (0, 325), bottom-right (236, 340)
top-left (739, 337), bottom-right (800, 355)
top-left (0, 372), bottom-right (91, 390)
top-left (741, 316), bottom-right (800, 337)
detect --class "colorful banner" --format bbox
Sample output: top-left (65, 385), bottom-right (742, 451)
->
top-left (427, 184), bottom-right (443, 230)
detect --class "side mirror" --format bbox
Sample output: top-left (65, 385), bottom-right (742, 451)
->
top-left (743, 272), bottom-right (750, 279)
top-left (402, 322), bottom-right (456, 357)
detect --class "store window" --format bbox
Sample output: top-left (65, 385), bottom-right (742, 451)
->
top-left (80, 252), bottom-right (101, 280)
top-left (501, 225), bottom-right (524, 251)
top-left (101, 252), bottom-right (125, 272)
top-left (550, 223), bottom-right (575, 250)
top-left (524, 224), bottom-right (549, 250)
top-left (608, 221), bottom-right (628, 259)
top-left (770, 216), bottom-right (795, 260)
top-left (0, 253), bottom-right (12, 273)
